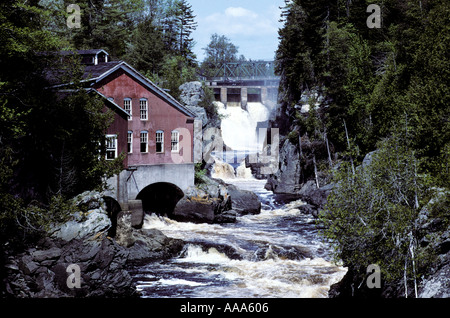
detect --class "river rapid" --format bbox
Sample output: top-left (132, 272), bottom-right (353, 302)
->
top-left (130, 102), bottom-right (346, 298)
top-left (130, 176), bottom-right (346, 298)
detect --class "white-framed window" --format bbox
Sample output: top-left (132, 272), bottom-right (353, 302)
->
top-left (140, 131), bottom-right (148, 153)
top-left (156, 130), bottom-right (164, 153)
top-left (127, 131), bottom-right (133, 154)
top-left (105, 134), bottom-right (118, 160)
top-left (140, 98), bottom-right (148, 120)
top-left (124, 98), bottom-right (132, 120)
top-left (171, 130), bottom-right (179, 152)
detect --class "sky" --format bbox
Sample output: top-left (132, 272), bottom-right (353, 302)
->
top-left (187, 0), bottom-right (286, 62)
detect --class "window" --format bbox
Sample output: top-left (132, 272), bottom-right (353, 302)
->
top-left (127, 131), bottom-right (133, 154)
top-left (156, 130), bottom-right (164, 153)
top-left (105, 135), bottom-right (117, 160)
top-left (140, 131), bottom-right (148, 153)
top-left (171, 130), bottom-right (179, 152)
top-left (140, 98), bottom-right (148, 120)
top-left (124, 98), bottom-right (132, 120)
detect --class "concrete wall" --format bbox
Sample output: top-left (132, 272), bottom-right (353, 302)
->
top-left (127, 164), bottom-right (194, 200)
top-left (104, 163), bottom-right (195, 210)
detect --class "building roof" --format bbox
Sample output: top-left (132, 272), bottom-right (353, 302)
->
top-left (45, 49), bottom-right (195, 118)
top-left (55, 88), bottom-right (130, 119)
top-left (82, 61), bottom-right (196, 118)
top-left (86, 88), bottom-right (130, 119)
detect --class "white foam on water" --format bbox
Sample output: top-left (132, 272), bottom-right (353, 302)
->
top-left (216, 102), bottom-right (270, 152)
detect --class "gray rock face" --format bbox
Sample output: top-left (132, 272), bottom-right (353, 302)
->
top-left (2, 191), bottom-right (184, 298)
top-left (186, 105), bottom-right (208, 126)
top-left (226, 184), bottom-right (261, 215)
top-left (172, 183), bottom-right (232, 224)
top-left (171, 176), bottom-right (261, 224)
top-left (115, 212), bottom-right (184, 263)
top-left (50, 191), bottom-right (112, 241)
top-left (265, 139), bottom-right (301, 194)
top-left (179, 81), bottom-right (204, 107)
top-left (419, 262), bottom-right (450, 298)
top-left (5, 235), bottom-right (136, 298)
top-left (50, 209), bottom-right (111, 241)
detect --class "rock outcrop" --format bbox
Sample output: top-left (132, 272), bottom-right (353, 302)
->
top-left (171, 176), bottom-right (261, 224)
top-left (2, 191), bottom-right (183, 298)
top-left (265, 139), bottom-right (301, 194)
top-left (115, 212), bottom-right (184, 264)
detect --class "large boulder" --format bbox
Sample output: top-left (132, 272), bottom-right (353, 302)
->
top-left (226, 184), bottom-right (261, 215)
top-left (50, 209), bottom-right (111, 242)
top-left (115, 212), bottom-right (184, 263)
top-left (171, 184), bottom-right (232, 224)
top-left (4, 234), bottom-right (137, 298)
top-left (179, 81), bottom-right (204, 107)
top-left (298, 180), bottom-right (335, 210)
top-left (50, 191), bottom-right (112, 241)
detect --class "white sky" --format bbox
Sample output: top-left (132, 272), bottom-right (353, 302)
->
top-left (187, 0), bottom-right (286, 62)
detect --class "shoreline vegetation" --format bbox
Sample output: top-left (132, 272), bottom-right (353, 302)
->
top-left (1, 0), bottom-right (448, 298)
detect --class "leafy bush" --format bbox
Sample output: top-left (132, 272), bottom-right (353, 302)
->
top-left (319, 132), bottom-right (435, 293)
top-left (194, 162), bottom-right (207, 185)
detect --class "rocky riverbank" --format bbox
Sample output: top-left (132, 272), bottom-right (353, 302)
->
top-left (2, 174), bottom-right (263, 298)
top-left (263, 134), bottom-right (450, 298)
top-left (2, 192), bottom-right (183, 298)
top-left (172, 174), bottom-right (261, 224)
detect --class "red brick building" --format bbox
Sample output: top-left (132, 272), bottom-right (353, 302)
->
top-left (48, 49), bottom-right (199, 210)
top-left (77, 49), bottom-right (196, 167)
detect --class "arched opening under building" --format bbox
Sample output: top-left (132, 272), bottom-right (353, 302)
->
top-left (136, 182), bottom-right (184, 216)
top-left (103, 196), bottom-right (122, 237)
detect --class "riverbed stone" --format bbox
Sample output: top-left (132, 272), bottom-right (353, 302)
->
top-left (32, 247), bottom-right (62, 263)
top-left (226, 184), bottom-right (261, 215)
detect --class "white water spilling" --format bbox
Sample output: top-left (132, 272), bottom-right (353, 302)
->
top-left (217, 102), bottom-right (271, 152)
top-left (130, 101), bottom-right (346, 298)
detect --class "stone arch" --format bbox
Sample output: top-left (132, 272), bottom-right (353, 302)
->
top-left (103, 196), bottom-right (122, 237)
top-left (136, 182), bottom-right (184, 216)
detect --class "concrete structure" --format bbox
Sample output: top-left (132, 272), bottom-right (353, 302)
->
top-left (103, 163), bottom-right (194, 210)
top-left (203, 61), bottom-right (280, 109)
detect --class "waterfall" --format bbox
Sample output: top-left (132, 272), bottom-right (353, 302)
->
top-left (211, 101), bottom-right (272, 180)
top-left (216, 102), bottom-right (271, 152)
top-left (212, 160), bottom-right (253, 180)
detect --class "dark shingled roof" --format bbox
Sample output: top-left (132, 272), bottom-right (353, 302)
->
top-left (42, 49), bottom-right (195, 118)
top-left (82, 61), bottom-right (122, 80)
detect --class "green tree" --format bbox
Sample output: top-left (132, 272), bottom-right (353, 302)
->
top-left (319, 131), bottom-right (433, 295)
top-left (0, 0), bottom-right (124, 245)
top-left (160, 55), bottom-right (197, 101)
top-left (67, 0), bottom-right (142, 58)
top-left (126, 17), bottom-right (166, 74)
top-left (200, 33), bottom-right (239, 77)
top-left (175, 0), bottom-right (197, 62)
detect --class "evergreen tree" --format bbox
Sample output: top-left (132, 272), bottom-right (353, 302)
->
top-left (0, 0), bottom-right (124, 243)
top-left (126, 17), bottom-right (166, 75)
top-left (175, 0), bottom-right (198, 62)
top-left (200, 33), bottom-right (239, 77)
top-left (68, 0), bottom-right (142, 58)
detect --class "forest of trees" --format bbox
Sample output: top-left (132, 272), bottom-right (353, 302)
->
top-left (0, 0), bottom-right (247, 248)
top-left (0, 0), bottom-right (204, 245)
top-left (1, 0), bottom-right (448, 298)
top-left (275, 0), bottom-right (449, 296)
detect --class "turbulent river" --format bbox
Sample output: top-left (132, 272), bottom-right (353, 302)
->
top-left (129, 102), bottom-right (346, 298)
top-left (130, 175), bottom-right (346, 298)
